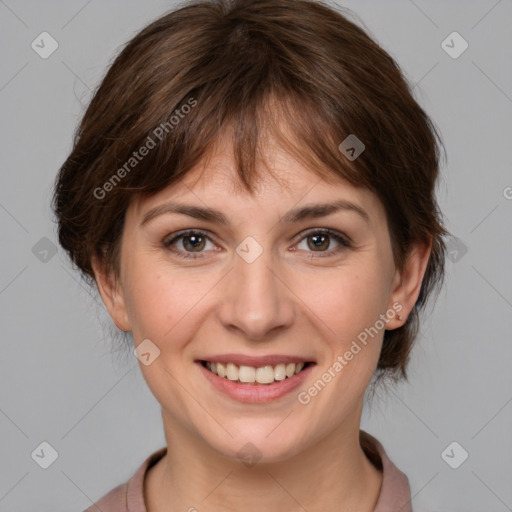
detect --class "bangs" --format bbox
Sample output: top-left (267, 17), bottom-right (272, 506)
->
top-left (99, 71), bottom-right (370, 208)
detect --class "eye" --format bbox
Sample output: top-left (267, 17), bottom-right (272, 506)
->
top-left (294, 228), bottom-right (352, 257)
top-left (163, 228), bottom-right (352, 260)
top-left (163, 230), bottom-right (217, 259)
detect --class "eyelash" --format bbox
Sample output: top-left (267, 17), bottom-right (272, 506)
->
top-left (163, 228), bottom-right (353, 260)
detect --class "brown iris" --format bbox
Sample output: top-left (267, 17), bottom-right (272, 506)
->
top-left (307, 233), bottom-right (330, 251)
top-left (182, 233), bottom-right (206, 252)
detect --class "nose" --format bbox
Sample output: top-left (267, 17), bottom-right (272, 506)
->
top-left (217, 243), bottom-right (296, 341)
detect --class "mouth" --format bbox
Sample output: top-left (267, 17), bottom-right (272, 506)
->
top-left (199, 360), bottom-right (313, 385)
top-left (195, 354), bottom-right (316, 403)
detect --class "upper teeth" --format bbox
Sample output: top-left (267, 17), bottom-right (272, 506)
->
top-left (205, 361), bottom-right (306, 384)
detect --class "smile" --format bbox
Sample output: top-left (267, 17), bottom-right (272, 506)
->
top-left (196, 357), bottom-right (316, 403)
top-left (201, 360), bottom-right (310, 385)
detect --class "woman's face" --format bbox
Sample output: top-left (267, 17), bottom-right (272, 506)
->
top-left (95, 140), bottom-right (420, 464)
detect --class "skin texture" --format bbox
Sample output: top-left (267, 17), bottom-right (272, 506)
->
top-left (92, 135), bottom-right (431, 512)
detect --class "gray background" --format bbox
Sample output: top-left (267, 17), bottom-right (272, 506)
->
top-left (1, 0), bottom-right (511, 511)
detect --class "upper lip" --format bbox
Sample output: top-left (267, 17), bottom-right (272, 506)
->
top-left (197, 354), bottom-right (315, 367)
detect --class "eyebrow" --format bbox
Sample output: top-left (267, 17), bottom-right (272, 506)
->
top-left (140, 199), bottom-right (371, 227)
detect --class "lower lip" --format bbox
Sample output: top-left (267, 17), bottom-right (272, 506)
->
top-left (197, 362), bottom-right (315, 403)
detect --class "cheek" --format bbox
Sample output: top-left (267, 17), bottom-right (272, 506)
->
top-left (303, 263), bottom-right (391, 338)
top-left (296, 259), bottom-right (391, 395)
top-left (123, 263), bottom-right (213, 346)
top-left (122, 265), bottom-right (179, 341)
top-left (298, 269), bottom-right (387, 416)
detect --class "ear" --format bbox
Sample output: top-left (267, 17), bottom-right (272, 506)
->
top-left (387, 239), bottom-right (432, 329)
top-left (91, 253), bottom-right (131, 332)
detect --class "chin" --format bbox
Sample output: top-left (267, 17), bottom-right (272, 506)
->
top-left (203, 425), bottom-right (306, 466)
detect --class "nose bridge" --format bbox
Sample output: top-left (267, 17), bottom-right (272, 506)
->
top-left (218, 236), bottom-right (294, 339)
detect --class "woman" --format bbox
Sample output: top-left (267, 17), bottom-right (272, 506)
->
top-left (52, 0), bottom-right (449, 510)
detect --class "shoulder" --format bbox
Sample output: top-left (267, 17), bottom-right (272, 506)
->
top-left (360, 430), bottom-right (413, 512)
top-left (81, 482), bottom-right (127, 512)
top-left (80, 447), bottom-right (167, 512)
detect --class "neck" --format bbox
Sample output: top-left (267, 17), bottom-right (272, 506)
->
top-left (145, 412), bottom-right (383, 512)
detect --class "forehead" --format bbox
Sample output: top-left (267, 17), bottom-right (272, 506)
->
top-left (128, 139), bottom-right (384, 225)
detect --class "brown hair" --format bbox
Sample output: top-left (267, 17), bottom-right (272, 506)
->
top-left (52, 0), bottom-right (449, 383)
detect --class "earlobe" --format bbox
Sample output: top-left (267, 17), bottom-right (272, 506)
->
top-left (91, 254), bottom-right (132, 332)
top-left (388, 240), bottom-right (432, 328)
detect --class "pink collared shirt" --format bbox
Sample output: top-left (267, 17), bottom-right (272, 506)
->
top-left (83, 430), bottom-right (412, 512)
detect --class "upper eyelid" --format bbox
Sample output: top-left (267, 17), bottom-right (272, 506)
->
top-left (164, 228), bottom-right (214, 244)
